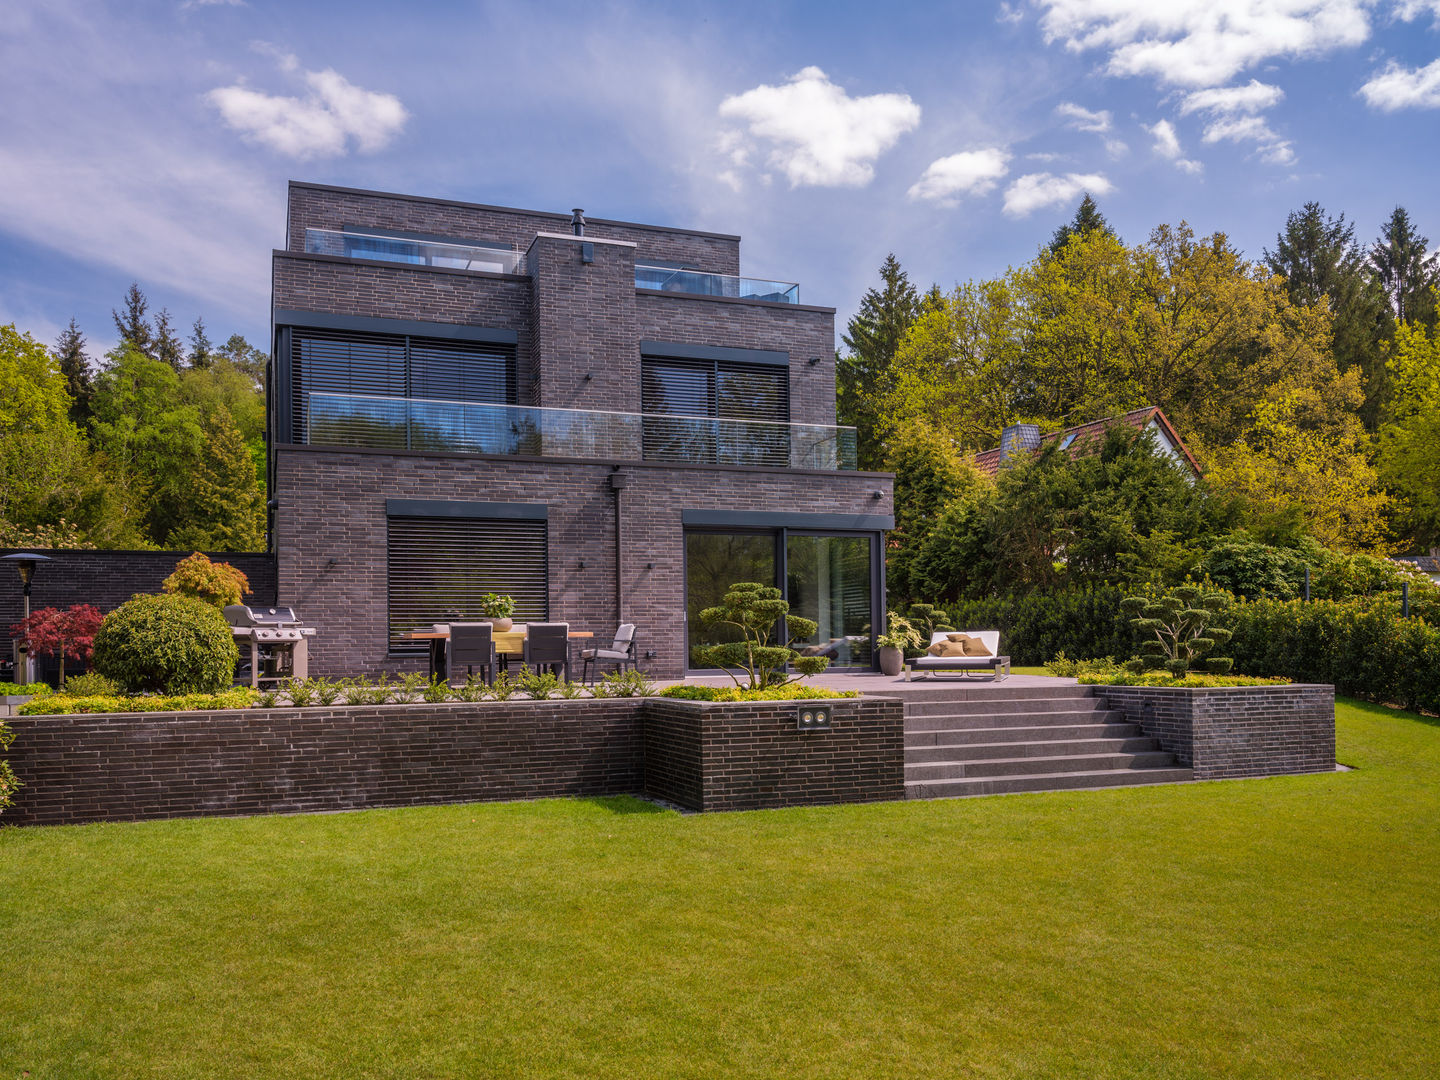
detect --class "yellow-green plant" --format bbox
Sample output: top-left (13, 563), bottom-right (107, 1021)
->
top-left (161, 552), bottom-right (251, 609)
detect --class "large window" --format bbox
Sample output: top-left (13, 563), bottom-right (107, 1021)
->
top-left (642, 356), bottom-right (789, 467)
top-left (387, 514), bottom-right (547, 654)
top-left (289, 327), bottom-right (516, 447)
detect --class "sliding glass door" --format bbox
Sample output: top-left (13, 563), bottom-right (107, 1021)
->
top-left (684, 529), bottom-right (878, 671)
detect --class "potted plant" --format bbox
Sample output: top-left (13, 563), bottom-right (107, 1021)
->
top-left (876, 611), bottom-right (923, 677)
top-left (480, 593), bottom-right (516, 632)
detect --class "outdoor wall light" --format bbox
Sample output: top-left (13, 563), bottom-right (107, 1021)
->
top-left (578, 559), bottom-right (587, 569)
top-left (807, 356), bottom-right (821, 365)
top-left (584, 372), bottom-right (594, 381)
top-left (797, 704), bottom-right (832, 731)
top-left (872, 490), bottom-right (884, 499)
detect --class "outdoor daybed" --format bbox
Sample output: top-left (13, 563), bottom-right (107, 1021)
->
top-left (909, 630), bottom-right (1011, 681)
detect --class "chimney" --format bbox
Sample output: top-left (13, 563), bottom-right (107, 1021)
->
top-left (571, 209), bottom-right (585, 236)
top-left (998, 423), bottom-right (1042, 465)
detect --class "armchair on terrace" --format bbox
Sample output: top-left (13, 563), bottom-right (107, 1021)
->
top-left (523, 622), bottom-right (570, 680)
top-left (580, 623), bottom-right (638, 685)
top-left (447, 623), bottom-right (497, 685)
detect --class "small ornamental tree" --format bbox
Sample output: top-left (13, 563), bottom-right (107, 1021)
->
top-left (92, 594), bottom-right (238, 694)
top-left (1121, 583), bottom-right (1234, 677)
top-left (161, 552), bottom-right (251, 609)
top-left (12, 604), bottom-right (104, 689)
top-left (693, 582), bottom-right (829, 689)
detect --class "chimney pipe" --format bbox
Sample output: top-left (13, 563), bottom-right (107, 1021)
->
top-left (571, 209), bottom-right (585, 236)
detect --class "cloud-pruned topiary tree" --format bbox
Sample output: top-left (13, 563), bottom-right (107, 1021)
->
top-left (693, 582), bottom-right (829, 689)
top-left (1121, 583), bottom-right (1234, 677)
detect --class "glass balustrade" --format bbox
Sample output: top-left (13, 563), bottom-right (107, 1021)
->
top-left (304, 393), bottom-right (857, 470)
top-left (304, 228), bottom-right (523, 275)
top-left (635, 264), bottom-right (799, 304)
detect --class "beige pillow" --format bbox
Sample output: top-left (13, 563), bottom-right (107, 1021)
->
top-left (927, 638), bottom-right (969, 657)
top-left (963, 637), bottom-right (993, 657)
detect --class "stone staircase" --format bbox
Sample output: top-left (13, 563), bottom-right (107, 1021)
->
top-left (903, 684), bottom-right (1193, 799)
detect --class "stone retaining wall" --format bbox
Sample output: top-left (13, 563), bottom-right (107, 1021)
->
top-left (4, 695), bottom-right (906, 825)
top-left (1097, 684), bottom-right (1335, 780)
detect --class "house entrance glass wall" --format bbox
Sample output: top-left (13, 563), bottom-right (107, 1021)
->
top-left (684, 529), bottom-right (878, 672)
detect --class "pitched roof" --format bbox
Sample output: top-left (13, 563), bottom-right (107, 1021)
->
top-left (1396, 555), bottom-right (1440, 574)
top-left (972, 406), bottom-right (1202, 478)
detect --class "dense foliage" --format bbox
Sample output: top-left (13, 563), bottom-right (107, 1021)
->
top-left (1122, 584), bottom-right (1234, 676)
top-left (693, 582), bottom-right (829, 688)
top-left (11, 604), bottom-right (105, 688)
top-left (657, 685), bottom-right (859, 701)
top-left (161, 552), bottom-right (252, 609)
top-left (1, 283), bottom-right (266, 551)
top-left (91, 594), bottom-right (239, 695)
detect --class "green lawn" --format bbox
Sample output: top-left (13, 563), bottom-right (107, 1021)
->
top-left (2, 700), bottom-right (1437, 1079)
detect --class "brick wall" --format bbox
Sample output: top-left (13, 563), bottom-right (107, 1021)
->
top-left (4, 695), bottom-right (905, 825)
top-left (287, 183), bottom-right (742, 274)
top-left (1099, 684), bottom-right (1336, 780)
top-left (642, 697), bottom-right (905, 811)
top-left (0, 549), bottom-right (276, 621)
top-left (5, 699), bottom-right (643, 826)
top-left (273, 446), bottom-right (892, 678)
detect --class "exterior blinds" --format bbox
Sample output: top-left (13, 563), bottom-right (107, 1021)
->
top-left (641, 356), bottom-right (790, 466)
top-left (291, 327), bottom-right (516, 446)
top-left (386, 515), bottom-right (548, 653)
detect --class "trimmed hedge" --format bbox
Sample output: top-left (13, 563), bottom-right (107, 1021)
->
top-left (943, 588), bottom-right (1137, 666)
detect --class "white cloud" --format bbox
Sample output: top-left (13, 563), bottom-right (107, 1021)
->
top-left (1146, 119), bottom-right (1203, 172)
top-left (1035, 1), bottom-right (1373, 87)
top-left (1201, 114), bottom-right (1295, 163)
top-left (1394, 1), bottom-right (1440, 19)
top-left (997, 2), bottom-right (1027, 24)
top-left (1002, 171), bottom-right (1114, 217)
top-left (717, 66), bottom-right (921, 187)
top-left (1359, 57), bottom-right (1440, 109)
top-left (1055, 101), bottom-right (1112, 131)
top-left (180, 0), bottom-right (246, 9)
top-left (207, 65), bottom-right (408, 159)
top-left (907, 148), bottom-right (1012, 204)
top-left (1179, 79), bottom-right (1285, 115)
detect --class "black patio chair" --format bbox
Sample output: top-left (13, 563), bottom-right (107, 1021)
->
top-left (447, 622), bottom-right (497, 685)
top-left (581, 623), bottom-right (638, 684)
top-left (523, 622), bottom-right (570, 680)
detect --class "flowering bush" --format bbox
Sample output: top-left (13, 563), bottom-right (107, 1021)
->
top-left (12, 604), bottom-right (104, 688)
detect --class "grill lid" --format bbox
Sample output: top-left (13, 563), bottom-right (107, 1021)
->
top-left (224, 604), bottom-right (303, 627)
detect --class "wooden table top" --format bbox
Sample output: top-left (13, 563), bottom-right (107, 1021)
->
top-left (400, 628), bottom-right (594, 640)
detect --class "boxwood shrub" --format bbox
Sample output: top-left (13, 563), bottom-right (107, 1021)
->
top-left (92, 594), bottom-right (239, 695)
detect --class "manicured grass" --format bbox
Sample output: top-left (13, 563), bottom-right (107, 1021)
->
top-left (2, 700), bottom-right (1437, 1079)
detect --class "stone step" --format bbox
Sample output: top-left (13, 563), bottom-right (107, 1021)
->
top-left (906, 766), bottom-right (1195, 800)
top-left (906, 751), bottom-right (1178, 782)
top-left (905, 709), bottom-right (1127, 732)
top-left (905, 695), bottom-right (1102, 717)
top-left (905, 736), bottom-right (1160, 763)
top-left (889, 684), bottom-right (1095, 702)
top-left (905, 722), bottom-right (1144, 747)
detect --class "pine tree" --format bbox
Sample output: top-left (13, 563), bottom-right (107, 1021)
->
top-left (1370, 206), bottom-right (1438, 325)
top-left (152, 307), bottom-right (185, 370)
top-left (111, 283), bottom-right (153, 359)
top-left (52, 317), bottom-right (94, 423)
top-left (189, 317), bottom-right (214, 369)
top-left (165, 406), bottom-right (266, 552)
top-left (1265, 202), bottom-right (1392, 428)
top-left (840, 254), bottom-right (921, 469)
top-left (1049, 193), bottom-right (1115, 255)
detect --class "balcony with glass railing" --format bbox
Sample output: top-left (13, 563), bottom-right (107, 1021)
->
top-left (303, 393), bottom-right (856, 470)
top-left (635, 264), bottom-right (799, 304)
top-left (304, 228), bottom-right (524, 275)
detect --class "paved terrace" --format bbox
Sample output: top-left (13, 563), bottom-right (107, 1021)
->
top-left (670, 671), bottom-right (1079, 700)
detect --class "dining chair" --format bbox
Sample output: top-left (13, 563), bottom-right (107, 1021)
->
top-left (581, 623), bottom-right (638, 684)
top-left (523, 622), bottom-right (570, 680)
top-left (447, 622), bottom-right (497, 685)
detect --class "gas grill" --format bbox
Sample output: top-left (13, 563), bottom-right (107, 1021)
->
top-left (223, 604), bottom-right (317, 687)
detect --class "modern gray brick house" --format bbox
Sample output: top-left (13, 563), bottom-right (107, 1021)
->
top-left (269, 182), bottom-right (894, 678)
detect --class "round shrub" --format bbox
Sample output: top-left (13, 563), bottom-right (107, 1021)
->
top-left (92, 594), bottom-right (238, 694)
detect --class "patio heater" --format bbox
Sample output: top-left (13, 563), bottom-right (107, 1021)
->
top-left (4, 552), bottom-right (51, 685)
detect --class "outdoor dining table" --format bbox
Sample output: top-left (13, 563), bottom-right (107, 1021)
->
top-left (400, 625), bottom-right (594, 682)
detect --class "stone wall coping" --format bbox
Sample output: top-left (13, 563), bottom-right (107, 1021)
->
top-left (647, 695), bottom-right (889, 711)
top-left (529, 232), bottom-right (638, 250)
top-left (273, 249), bottom-right (531, 283)
top-left (270, 442), bottom-right (896, 481)
top-left (8, 697), bottom-right (642, 726)
top-left (1098, 683), bottom-right (1333, 693)
top-left (636, 288), bottom-right (837, 315)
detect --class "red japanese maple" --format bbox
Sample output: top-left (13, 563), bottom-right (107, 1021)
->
top-left (13, 605), bottom-right (105, 684)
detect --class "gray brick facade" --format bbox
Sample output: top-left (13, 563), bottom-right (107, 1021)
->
top-left (270, 183), bottom-right (891, 679)
top-left (1098, 684), bottom-right (1336, 780)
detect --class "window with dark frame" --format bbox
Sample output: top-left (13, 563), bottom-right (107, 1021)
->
top-left (641, 355), bottom-right (789, 466)
top-left (386, 515), bottom-right (548, 654)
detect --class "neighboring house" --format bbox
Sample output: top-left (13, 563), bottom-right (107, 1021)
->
top-left (972, 406), bottom-right (1202, 481)
top-left (1393, 553), bottom-right (1440, 585)
top-left (269, 182), bottom-right (893, 678)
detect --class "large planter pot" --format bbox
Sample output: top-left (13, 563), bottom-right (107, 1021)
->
top-left (491, 618), bottom-right (513, 632)
top-left (879, 646), bottom-right (904, 677)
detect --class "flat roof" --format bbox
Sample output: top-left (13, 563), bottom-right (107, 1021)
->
top-left (288, 181), bottom-right (743, 242)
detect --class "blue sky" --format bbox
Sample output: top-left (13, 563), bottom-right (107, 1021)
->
top-left (3, 0), bottom-right (1439, 358)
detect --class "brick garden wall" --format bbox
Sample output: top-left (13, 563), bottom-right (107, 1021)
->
top-left (643, 697), bottom-right (905, 812)
top-left (4, 695), bottom-right (907, 825)
top-left (1099, 684), bottom-right (1336, 780)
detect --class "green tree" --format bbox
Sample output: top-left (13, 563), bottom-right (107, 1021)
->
top-left (1369, 207), bottom-right (1437, 326)
top-left (839, 254), bottom-right (921, 469)
top-left (1048, 193), bottom-right (1115, 255)
top-left (111, 282), bottom-right (153, 359)
top-left (52, 317), bottom-right (94, 424)
top-left (884, 425), bottom-right (988, 602)
top-left (166, 407), bottom-right (267, 552)
top-left (189, 317), bottom-right (214, 369)
top-left (152, 307), bottom-right (185, 370)
top-left (1377, 320), bottom-right (1440, 548)
top-left (1265, 202), bottom-right (1391, 427)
